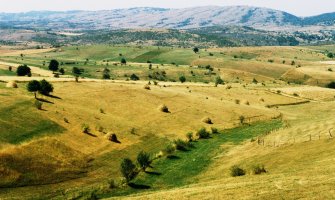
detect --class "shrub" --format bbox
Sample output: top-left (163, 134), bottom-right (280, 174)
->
top-left (159, 104), bottom-right (169, 113)
top-left (293, 93), bottom-right (299, 97)
top-left (252, 78), bottom-right (258, 84)
top-left (239, 116), bottom-right (245, 124)
top-left (179, 75), bottom-right (186, 83)
top-left (16, 64), bottom-right (31, 76)
top-left (100, 108), bottom-right (104, 114)
top-left (328, 68), bottom-right (333, 72)
top-left (130, 128), bottom-right (136, 135)
top-left (230, 165), bottom-right (246, 177)
top-left (63, 118), bottom-right (69, 123)
top-left (120, 158), bottom-right (137, 182)
top-left (39, 79), bottom-right (53, 95)
top-left (202, 117), bottom-right (213, 124)
top-left (186, 132), bottom-right (193, 142)
top-left (252, 164), bottom-right (267, 175)
top-left (102, 68), bottom-right (111, 79)
top-left (243, 100), bottom-right (250, 105)
top-left (235, 99), bottom-right (240, 104)
top-left (215, 76), bottom-right (224, 87)
top-left (327, 81), bottom-right (335, 89)
top-left (34, 100), bottom-right (42, 110)
top-left (137, 151), bottom-right (151, 171)
top-left (211, 127), bottom-right (219, 134)
top-left (173, 139), bottom-right (189, 151)
top-left (82, 124), bottom-right (90, 134)
top-left (144, 85), bottom-right (150, 90)
top-left (226, 85), bottom-right (232, 90)
top-left (121, 58), bottom-right (127, 65)
top-left (163, 144), bottom-right (176, 157)
top-left (196, 128), bottom-right (210, 139)
top-left (130, 74), bottom-right (139, 81)
top-left (107, 133), bottom-right (118, 142)
top-left (59, 68), bottom-right (65, 75)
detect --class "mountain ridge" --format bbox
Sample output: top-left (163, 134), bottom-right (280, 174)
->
top-left (0, 6), bottom-right (334, 30)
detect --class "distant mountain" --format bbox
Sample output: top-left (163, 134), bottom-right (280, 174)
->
top-left (0, 6), bottom-right (334, 30)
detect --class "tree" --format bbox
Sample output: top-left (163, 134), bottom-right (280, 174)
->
top-left (137, 151), bottom-right (151, 171)
top-left (193, 47), bottom-right (199, 54)
top-left (72, 67), bottom-right (82, 76)
top-left (179, 75), bottom-right (186, 83)
top-left (16, 64), bottom-right (31, 76)
top-left (130, 74), bottom-right (139, 81)
top-left (215, 76), bottom-right (224, 87)
top-left (39, 79), bottom-right (53, 95)
top-left (120, 158), bottom-right (137, 183)
top-left (48, 59), bottom-right (59, 73)
top-left (102, 68), bottom-right (110, 79)
top-left (59, 68), bottom-right (65, 75)
top-left (327, 81), bottom-right (335, 89)
top-left (121, 58), bottom-right (127, 65)
top-left (27, 80), bottom-right (40, 99)
top-left (327, 52), bottom-right (334, 59)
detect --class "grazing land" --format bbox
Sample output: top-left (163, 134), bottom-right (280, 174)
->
top-left (0, 44), bottom-right (335, 199)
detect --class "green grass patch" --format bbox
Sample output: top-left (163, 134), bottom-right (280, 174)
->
top-left (0, 69), bottom-right (16, 76)
top-left (0, 100), bottom-right (65, 144)
top-left (104, 120), bottom-right (283, 197)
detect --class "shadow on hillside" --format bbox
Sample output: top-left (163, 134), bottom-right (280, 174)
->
top-left (128, 183), bottom-right (151, 189)
top-left (46, 94), bottom-right (62, 99)
top-left (36, 98), bottom-right (54, 104)
top-left (85, 132), bottom-right (97, 137)
top-left (145, 171), bottom-right (162, 176)
top-left (167, 155), bottom-right (180, 160)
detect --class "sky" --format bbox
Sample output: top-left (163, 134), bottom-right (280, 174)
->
top-left (0, 0), bottom-right (334, 16)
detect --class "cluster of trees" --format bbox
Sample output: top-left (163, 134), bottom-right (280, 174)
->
top-left (27, 79), bottom-right (53, 98)
top-left (120, 151), bottom-right (151, 183)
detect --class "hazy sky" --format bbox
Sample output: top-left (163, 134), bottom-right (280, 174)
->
top-left (0, 0), bottom-right (334, 16)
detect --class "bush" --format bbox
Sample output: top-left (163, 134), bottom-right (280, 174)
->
top-left (120, 158), bottom-right (137, 182)
top-left (179, 75), bottom-right (186, 83)
top-left (215, 76), bottom-right (224, 87)
top-left (59, 68), bottom-right (65, 75)
top-left (186, 132), bottom-right (193, 142)
top-left (102, 68), bottom-right (111, 79)
top-left (82, 124), bottom-right (90, 134)
top-left (121, 58), bottom-right (127, 65)
top-left (16, 64), bottom-right (31, 76)
top-left (144, 85), bottom-right (150, 90)
top-left (196, 128), bottom-right (210, 139)
top-left (211, 127), bottom-right (219, 134)
top-left (107, 133), bottom-right (118, 142)
top-left (252, 164), bottom-right (267, 175)
top-left (327, 81), bottom-right (335, 89)
top-left (130, 74), bottom-right (139, 81)
top-left (235, 99), bottom-right (240, 104)
top-left (163, 144), bottom-right (176, 157)
top-left (202, 117), bottom-right (213, 124)
top-left (39, 79), bottom-right (53, 95)
top-left (63, 118), bottom-right (69, 123)
top-left (137, 151), bottom-right (151, 171)
top-left (34, 100), bottom-right (42, 110)
top-left (239, 116), bottom-right (245, 124)
top-left (230, 165), bottom-right (246, 177)
top-left (159, 104), bottom-right (169, 113)
top-left (173, 139), bottom-right (189, 151)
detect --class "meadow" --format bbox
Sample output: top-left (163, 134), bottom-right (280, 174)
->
top-left (0, 45), bottom-right (334, 199)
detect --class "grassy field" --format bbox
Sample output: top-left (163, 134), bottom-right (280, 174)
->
top-left (0, 45), bottom-right (335, 199)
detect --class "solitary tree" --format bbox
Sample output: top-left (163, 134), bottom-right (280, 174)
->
top-left (48, 59), bottom-right (59, 73)
top-left (193, 47), bottom-right (199, 54)
top-left (39, 79), bottom-right (53, 95)
top-left (130, 73), bottom-right (139, 81)
top-left (16, 64), bottom-right (31, 76)
top-left (121, 58), bottom-right (127, 65)
top-left (102, 68), bottom-right (110, 79)
top-left (27, 80), bottom-right (40, 99)
top-left (179, 75), bottom-right (186, 83)
top-left (72, 67), bottom-right (82, 76)
top-left (136, 151), bottom-right (151, 171)
top-left (327, 52), bottom-right (334, 59)
top-left (59, 68), bottom-right (65, 75)
top-left (120, 158), bottom-right (137, 183)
